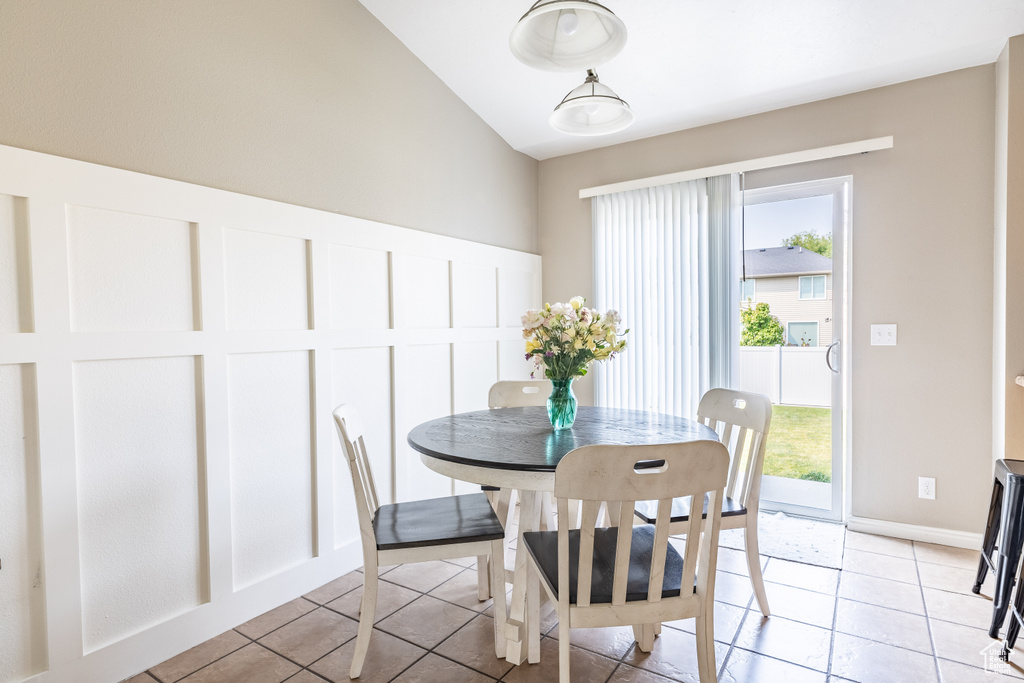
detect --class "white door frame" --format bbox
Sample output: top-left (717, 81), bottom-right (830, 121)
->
top-left (742, 176), bottom-right (852, 522)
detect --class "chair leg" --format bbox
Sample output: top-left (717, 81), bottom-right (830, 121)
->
top-left (527, 563), bottom-right (541, 663)
top-left (976, 478), bottom-right (1002, 593)
top-left (1004, 574), bottom-right (1024, 654)
top-left (632, 624), bottom-right (656, 652)
top-left (490, 539), bottom-right (508, 659)
top-left (350, 565), bottom-right (378, 679)
top-left (477, 554), bottom-right (490, 600)
top-left (994, 477), bottom-right (1024, 637)
top-left (558, 613), bottom-right (571, 683)
top-left (744, 517), bottom-right (771, 617)
top-left (695, 604), bottom-right (718, 683)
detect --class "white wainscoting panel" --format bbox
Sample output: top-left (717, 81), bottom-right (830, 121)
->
top-left (0, 194), bottom-right (31, 333)
top-left (328, 245), bottom-right (390, 330)
top-left (72, 356), bottom-right (203, 652)
top-left (224, 228), bottom-right (310, 331)
top-left (499, 339), bottom-right (536, 381)
top-left (0, 363), bottom-right (44, 681)
top-left (499, 267), bottom-right (540, 328)
top-left (453, 341), bottom-right (498, 415)
top-left (397, 254), bottom-right (450, 329)
top-left (452, 262), bottom-right (497, 328)
top-left (331, 346), bottom-right (393, 549)
top-left (0, 143), bottom-right (539, 683)
top-left (402, 343), bottom-right (454, 501)
top-left (227, 351), bottom-right (314, 589)
top-left (452, 341), bottom-right (498, 495)
top-left (66, 205), bottom-right (195, 333)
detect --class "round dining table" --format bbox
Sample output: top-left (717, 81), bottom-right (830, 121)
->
top-left (407, 405), bottom-right (719, 665)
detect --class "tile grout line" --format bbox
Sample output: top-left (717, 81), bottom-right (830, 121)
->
top-left (825, 561), bottom-right (841, 680)
top-left (715, 554), bottom-right (763, 678)
top-left (912, 542), bottom-right (944, 682)
top-left (826, 534), bottom-right (846, 681)
top-left (147, 630), bottom-right (253, 683)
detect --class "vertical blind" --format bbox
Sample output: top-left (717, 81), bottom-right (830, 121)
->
top-left (592, 175), bottom-right (739, 416)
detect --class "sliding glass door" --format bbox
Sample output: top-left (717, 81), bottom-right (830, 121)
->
top-left (738, 177), bottom-right (849, 521)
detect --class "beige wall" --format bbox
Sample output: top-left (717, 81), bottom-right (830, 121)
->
top-left (539, 66), bottom-right (996, 532)
top-left (994, 37), bottom-right (1024, 463)
top-left (0, 0), bottom-right (537, 253)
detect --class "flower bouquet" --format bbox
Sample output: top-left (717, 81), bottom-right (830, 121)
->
top-left (521, 296), bottom-right (627, 429)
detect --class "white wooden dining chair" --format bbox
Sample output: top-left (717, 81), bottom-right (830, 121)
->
top-left (523, 440), bottom-right (730, 683)
top-left (478, 380), bottom-right (553, 597)
top-left (333, 404), bottom-right (508, 678)
top-left (634, 388), bottom-right (774, 616)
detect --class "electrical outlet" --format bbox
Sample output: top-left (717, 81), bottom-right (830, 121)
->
top-left (918, 476), bottom-right (935, 500)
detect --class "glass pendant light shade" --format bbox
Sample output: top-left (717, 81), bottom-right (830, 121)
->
top-left (549, 69), bottom-right (634, 136)
top-left (510, 0), bottom-right (627, 72)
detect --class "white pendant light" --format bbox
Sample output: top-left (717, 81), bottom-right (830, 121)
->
top-left (510, 1), bottom-right (627, 72)
top-left (549, 69), bottom-right (634, 136)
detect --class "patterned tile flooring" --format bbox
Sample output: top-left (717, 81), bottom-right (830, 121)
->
top-left (125, 530), bottom-right (1024, 683)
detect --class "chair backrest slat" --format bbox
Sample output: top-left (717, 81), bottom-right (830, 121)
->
top-left (333, 405), bottom-right (380, 548)
top-left (719, 422), bottom-right (742, 499)
top-left (696, 389), bottom-right (773, 509)
top-left (695, 488), bottom-right (723, 598)
top-left (575, 500), bottom-right (602, 607)
top-left (646, 497), bottom-right (673, 602)
top-left (488, 380), bottom-right (551, 408)
top-left (553, 441), bottom-right (730, 612)
top-left (611, 502), bottom-right (636, 605)
top-left (679, 493), bottom-right (703, 595)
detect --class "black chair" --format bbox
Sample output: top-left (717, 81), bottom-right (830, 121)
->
top-left (975, 459), bottom-right (1024, 638)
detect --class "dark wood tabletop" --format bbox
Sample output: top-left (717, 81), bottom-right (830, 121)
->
top-left (407, 406), bottom-right (718, 473)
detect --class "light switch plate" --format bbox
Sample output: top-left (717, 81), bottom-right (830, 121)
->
top-left (871, 324), bottom-right (897, 346)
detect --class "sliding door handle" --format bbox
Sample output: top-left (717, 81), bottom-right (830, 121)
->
top-left (826, 340), bottom-right (840, 374)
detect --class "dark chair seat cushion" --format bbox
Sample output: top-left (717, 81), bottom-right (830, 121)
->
top-left (633, 494), bottom-right (746, 525)
top-left (522, 524), bottom-right (694, 604)
top-left (373, 492), bottom-right (505, 551)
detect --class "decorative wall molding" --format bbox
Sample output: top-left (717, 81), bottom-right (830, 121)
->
top-left (0, 143), bottom-right (541, 683)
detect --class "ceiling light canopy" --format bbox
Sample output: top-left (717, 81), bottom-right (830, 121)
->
top-left (549, 69), bottom-right (633, 136)
top-left (510, 0), bottom-right (627, 72)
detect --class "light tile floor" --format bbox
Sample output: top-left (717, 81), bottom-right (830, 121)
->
top-left (125, 531), bottom-right (1024, 683)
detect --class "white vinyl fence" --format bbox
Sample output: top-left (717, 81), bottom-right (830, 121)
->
top-left (738, 346), bottom-right (831, 407)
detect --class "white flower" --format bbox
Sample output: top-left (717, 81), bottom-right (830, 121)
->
top-left (569, 296), bottom-right (585, 310)
top-left (604, 309), bottom-right (622, 328)
top-left (549, 302), bottom-right (576, 321)
top-left (521, 309), bottom-right (545, 330)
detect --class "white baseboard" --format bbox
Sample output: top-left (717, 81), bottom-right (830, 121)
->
top-left (847, 515), bottom-right (983, 550)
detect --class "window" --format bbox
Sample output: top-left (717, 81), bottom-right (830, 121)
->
top-left (799, 274), bottom-right (826, 300)
top-left (740, 279), bottom-right (755, 301)
top-left (788, 321), bottom-right (819, 347)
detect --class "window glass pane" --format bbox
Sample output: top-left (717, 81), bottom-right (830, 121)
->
top-left (741, 280), bottom-right (755, 300)
top-left (788, 322), bottom-right (819, 346)
top-left (799, 277), bottom-right (812, 298)
top-left (813, 275), bottom-right (825, 298)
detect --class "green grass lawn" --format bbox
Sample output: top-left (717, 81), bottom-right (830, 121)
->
top-left (762, 405), bottom-right (832, 482)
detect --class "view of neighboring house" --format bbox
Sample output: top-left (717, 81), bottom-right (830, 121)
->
top-left (741, 245), bottom-right (833, 346)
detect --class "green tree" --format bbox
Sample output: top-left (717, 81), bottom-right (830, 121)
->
top-left (782, 230), bottom-right (832, 258)
top-left (741, 301), bottom-right (785, 346)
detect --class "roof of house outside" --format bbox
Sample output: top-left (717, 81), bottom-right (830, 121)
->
top-left (743, 245), bottom-right (832, 277)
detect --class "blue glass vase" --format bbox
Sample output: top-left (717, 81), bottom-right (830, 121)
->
top-left (547, 378), bottom-right (578, 430)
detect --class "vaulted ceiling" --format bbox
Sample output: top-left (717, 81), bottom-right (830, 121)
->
top-left (359, 1), bottom-right (1024, 160)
